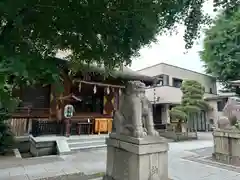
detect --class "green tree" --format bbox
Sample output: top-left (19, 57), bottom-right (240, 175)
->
top-left (1, 1), bottom-right (238, 107)
top-left (169, 80), bottom-right (210, 131)
top-left (0, 0), bottom-right (237, 152)
top-left (200, 7), bottom-right (240, 92)
top-left (0, 109), bottom-right (14, 154)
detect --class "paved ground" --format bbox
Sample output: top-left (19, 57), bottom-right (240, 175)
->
top-left (0, 132), bottom-right (240, 180)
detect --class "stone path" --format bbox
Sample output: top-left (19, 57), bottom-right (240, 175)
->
top-left (0, 132), bottom-right (240, 180)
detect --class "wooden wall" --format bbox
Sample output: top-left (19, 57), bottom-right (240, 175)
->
top-left (50, 72), bottom-right (121, 119)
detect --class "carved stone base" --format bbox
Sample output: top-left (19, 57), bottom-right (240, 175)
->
top-left (103, 133), bottom-right (169, 180)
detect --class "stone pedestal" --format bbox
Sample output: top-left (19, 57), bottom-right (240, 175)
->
top-left (213, 129), bottom-right (240, 165)
top-left (104, 133), bottom-right (169, 180)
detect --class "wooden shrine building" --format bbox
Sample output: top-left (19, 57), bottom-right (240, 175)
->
top-left (10, 58), bottom-right (157, 137)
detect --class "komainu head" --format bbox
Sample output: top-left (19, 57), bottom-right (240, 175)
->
top-left (124, 81), bottom-right (146, 95)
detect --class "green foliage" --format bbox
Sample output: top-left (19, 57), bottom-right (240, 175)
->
top-left (0, 1), bottom-right (236, 98)
top-left (169, 80), bottom-right (210, 121)
top-left (0, 1), bottom-right (237, 145)
top-left (0, 109), bottom-right (14, 154)
top-left (169, 106), bottom-right (187, 120)
top-left (200, 7), bottom-right (240, 90)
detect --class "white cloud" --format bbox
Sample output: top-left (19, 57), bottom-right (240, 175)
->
top-left (130, 27), bottom-right (205, 73)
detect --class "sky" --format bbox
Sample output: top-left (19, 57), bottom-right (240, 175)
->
top-left (130, 0), bottom-right (217, 73)
top-left (130, 29), bottom-right (205, 72)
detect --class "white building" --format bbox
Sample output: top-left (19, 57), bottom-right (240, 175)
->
top-left (138, 63), bottom-right (233, 131)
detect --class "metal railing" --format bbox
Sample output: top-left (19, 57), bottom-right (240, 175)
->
top-left (31, 119), bottom-right (94, 137)
top-left (31, 119), bottom-right (62, 137)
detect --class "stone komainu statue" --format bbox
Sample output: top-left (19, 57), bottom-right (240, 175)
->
top-left (217, 97), bottom-right (240, 129)
top-left (113, 81), bottom-right (159, 138)
top-left (217, 116), bottom-right (231, 129)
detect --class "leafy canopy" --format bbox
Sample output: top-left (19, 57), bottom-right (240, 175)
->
top-left (169, 80), bottom-right (210, 121)
top-left (200, 6), bottom-right (240, 88)
top-left (0, 0), bottom-right (237, 150)
top-left (0, 0), bottom-right (239, 109)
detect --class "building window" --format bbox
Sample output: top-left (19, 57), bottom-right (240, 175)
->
top-left (154, 74), bottom-right (169, 86)
top-left (217, 100), bottom-right (226, 112)
top-left (172, 78), bottom-right (183, 88)
top-left (157, 80), bottom-right (163, 86)
top-left (162, 74), bottom-right (169, 86)
top-left (156, 75), bottom-right (163, 86)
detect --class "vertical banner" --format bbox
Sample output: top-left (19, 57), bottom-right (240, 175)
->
top-left (103, 88), bottom-right (115, 116)
top-left (49, 85), bottom-right (56, 120)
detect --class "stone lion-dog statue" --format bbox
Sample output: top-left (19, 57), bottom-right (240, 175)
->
top-left (113, 81), bottom-right (159, 138)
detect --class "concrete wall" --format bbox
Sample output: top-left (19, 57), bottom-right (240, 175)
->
top-left (146, 86), bottom-right (182, 104)
top-left (139, 63), bottom-right (218, 104)
top-left (138, 63), bottom-right (217, 94)
top-left (138, 63), bottom-right (221, 128)
top-left (146, 86), bottom-right (218, 104)
top-left (30, 137), bottom-right (57, 157)
top-left (14, 136), bottom-right (57, 157)
top-left (15, 136), bottom-right (30, 153)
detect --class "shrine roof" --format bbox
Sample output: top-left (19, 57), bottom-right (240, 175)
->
top-left (54, 57), bottom-right (161, 86)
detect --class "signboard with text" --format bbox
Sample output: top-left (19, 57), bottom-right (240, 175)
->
top-left (64, 104), bottom-right (74, 118)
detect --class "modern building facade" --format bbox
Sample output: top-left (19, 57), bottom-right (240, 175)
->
top-left (138, 63), bottom-right (231, 131)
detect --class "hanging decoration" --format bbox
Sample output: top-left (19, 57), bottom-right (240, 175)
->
top-left (93, 85), bottom-right (97, 94)
top-left (78, 82), bottom-right (81, 92)
top-left (74, 80), bottom-right (125, 89)
top-left (119, 88), bottom-right (122, 96)
top-left (153, 88), bottom-right (156, 106)
top-left (50, 93), bottom-right (54, 102)
top-left (60, 93), bottom-right (63, 104)
top-left (106, 86), bottom-right (110, 94)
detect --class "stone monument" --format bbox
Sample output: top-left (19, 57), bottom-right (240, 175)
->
top-left (104, 81), bottom-right (169, 180)
top-left (217, 97), bottom-right (240, 129)
top-left (213, 97), bottom-right (240, 165)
